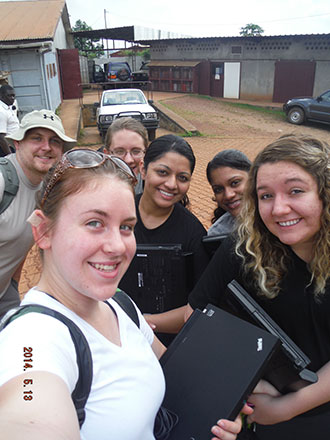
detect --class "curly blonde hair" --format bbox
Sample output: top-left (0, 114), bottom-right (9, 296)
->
top-left (235, 135), bottom-right (330, 299)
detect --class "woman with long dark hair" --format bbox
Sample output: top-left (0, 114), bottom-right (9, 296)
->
top-left (119, 134), bottom-right (209, 343)
top-left (206, 149), bottom-right (251, 236)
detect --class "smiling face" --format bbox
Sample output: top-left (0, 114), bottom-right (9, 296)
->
top-left (108, 129), bottom-right (145, 176)
top-left (210, 166), bottom-right (249, 217)
top-left (257, 161), bottom-right (323, 261)
top-left (15, 128), bottom-right (64, 184)
top-left (141, 151), bottom-right (192, 209)
top-left (41, 177), bottom-right (136, 304)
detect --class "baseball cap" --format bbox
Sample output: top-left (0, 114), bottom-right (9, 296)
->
top-left (6, 109), bottom-right (76, 151)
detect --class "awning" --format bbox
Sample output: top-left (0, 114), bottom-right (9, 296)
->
top-left (148, 60), bottom-right (200, 67)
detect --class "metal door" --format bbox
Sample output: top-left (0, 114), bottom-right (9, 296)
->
top-left (210, 63), bottom-right (224, 97)
top-left (57, 49), bottom-right (82, 99)
top-left (273, 60), bottom-right (315, 103)
top-left (224, 63), bottom-right (240, 99)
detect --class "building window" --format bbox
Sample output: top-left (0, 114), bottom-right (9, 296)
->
top-left (232, 46), bottom-right (242, 54)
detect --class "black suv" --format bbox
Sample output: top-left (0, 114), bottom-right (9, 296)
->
top-left (104, 61), bottom-right (132, 83)
top-left (132, 61), bottom-right (149, 85)
top-left (283, 90), bottom-right (330, 125)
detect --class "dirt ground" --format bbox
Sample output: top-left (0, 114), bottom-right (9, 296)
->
top-left (161, 94), bottom-right (330, 140)
top-left (18, 92), bottom-right (330, 294)
top-left (156, 94), bottom-right (330, 228)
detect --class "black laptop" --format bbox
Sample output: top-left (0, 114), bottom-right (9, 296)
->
top-left (224, 280), bottom-right (318, 393)
top-left (202, 233), bottom-right (228, 257)
top-left (160, 304), bottom-right (280, 440)
top-left (119, 244), bottom-right (193, 313)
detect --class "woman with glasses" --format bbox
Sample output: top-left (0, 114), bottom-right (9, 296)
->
top-left (119, 134), bottom-right (210, 345)
top-left (0, 148), bottom-right (251, 440)
top-left (104, 117), bottom-right (148, 194)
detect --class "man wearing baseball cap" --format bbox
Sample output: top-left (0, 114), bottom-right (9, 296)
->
top-left (0, 109), bottom-right (76, 317)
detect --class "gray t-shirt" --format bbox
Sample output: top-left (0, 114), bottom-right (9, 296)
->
top-left (0, 154), bottom-right (41, 298)
top-left (207, 211), bottom-right (236, 236)
top-left (134, 172), bottom-right (144, 196)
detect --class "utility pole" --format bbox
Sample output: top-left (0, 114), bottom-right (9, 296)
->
top-left (104, 9), bottom-right (110, 58)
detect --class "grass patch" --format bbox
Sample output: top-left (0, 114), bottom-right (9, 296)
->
top-left (160, 100), bottom-right (200, 118)
top-left (181, 130), bottom-right (202, 137)
top-left (221, 101), bottom-right (285, 119)
top-left (194, 94), bottom-right (286, 120)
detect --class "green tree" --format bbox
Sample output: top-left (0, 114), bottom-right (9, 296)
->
top-left (72, 20), bottom-right (104, 59)
top-left (239, 23), bottom-right (264, 37)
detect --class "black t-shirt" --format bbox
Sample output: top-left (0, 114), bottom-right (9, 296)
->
top-left (188, 235), bottom-right (330, 374)
top-left (134, 195), bottom-right (209, 284)
top-left (119, 196), bottom-right (210, 345)
top-left (119, 196), bottom-right (209, 308)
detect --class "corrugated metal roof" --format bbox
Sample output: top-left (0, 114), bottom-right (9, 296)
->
top-left (0, 0), bottom-right (65, 42)
top-left (73, 26), bottom-right (135, 42)
top-left (137, 33), bottom-right (330, 44)
top-left (148, 60), bottom-right (201, 67)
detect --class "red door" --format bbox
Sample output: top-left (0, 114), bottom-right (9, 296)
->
top-left (210, 63), bottom-right (224, 97)
top-left (57, 49), bottom-right (82, 99)
top-left (273, 60), bottom-right (315, 103)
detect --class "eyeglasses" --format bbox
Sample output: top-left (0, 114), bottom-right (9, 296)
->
top-left (40, 148), bottom-right (137, 207)
top-left (111, 148), bottom-right (145, 159)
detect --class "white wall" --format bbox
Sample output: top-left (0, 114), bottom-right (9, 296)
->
top-left (53, 17), bottom-right (69, 49)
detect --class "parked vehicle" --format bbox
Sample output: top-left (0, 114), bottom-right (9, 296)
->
top-left (95, 88), bottom-right (159, 141)
top-left (132, 61), bottom-right (149, 85)
top-left (87, 60), bottom-right (105, 83)
top-left (283, 90), bottom-right (330, 125)
top-left (104, 61), bottom-right (132, 83)
top-left (93, 64), bottom-right (105, 83)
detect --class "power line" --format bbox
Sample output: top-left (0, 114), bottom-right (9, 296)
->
top-left (107, 11), bottom-right (330, 28)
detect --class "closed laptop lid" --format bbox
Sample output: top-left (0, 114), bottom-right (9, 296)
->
top-left (160, 304), bottom-right (280, 440)
top-left (202, 234), bottom-right (228, 257)
top-left (224, 280), bottom-right (318, 393)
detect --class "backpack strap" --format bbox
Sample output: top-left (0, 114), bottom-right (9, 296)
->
top-left (0, 304), bottom-right (92, 428)
top-left (0, 157), bottom-right (19, 215)
top-left (0, 291), bottom-right (139, 429)
top-left (113, 289), bottom-right (140, 328)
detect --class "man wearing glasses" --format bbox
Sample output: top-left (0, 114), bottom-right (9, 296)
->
top-left (0, 109), bottom-right (76, 317)
top-left (103, 117), bottom-right (148, 195)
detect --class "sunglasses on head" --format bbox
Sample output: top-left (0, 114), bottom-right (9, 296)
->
top-left (40, 148), bottom-right (137, 207)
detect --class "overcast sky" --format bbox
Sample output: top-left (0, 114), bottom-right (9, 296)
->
top-left (65, 0), bottom-right (330, 37)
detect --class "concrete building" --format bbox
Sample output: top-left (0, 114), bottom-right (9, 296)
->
top-left (0, 0), bottom-right (80, 115)
top-left (136, 34), bottom-right (330, 102)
